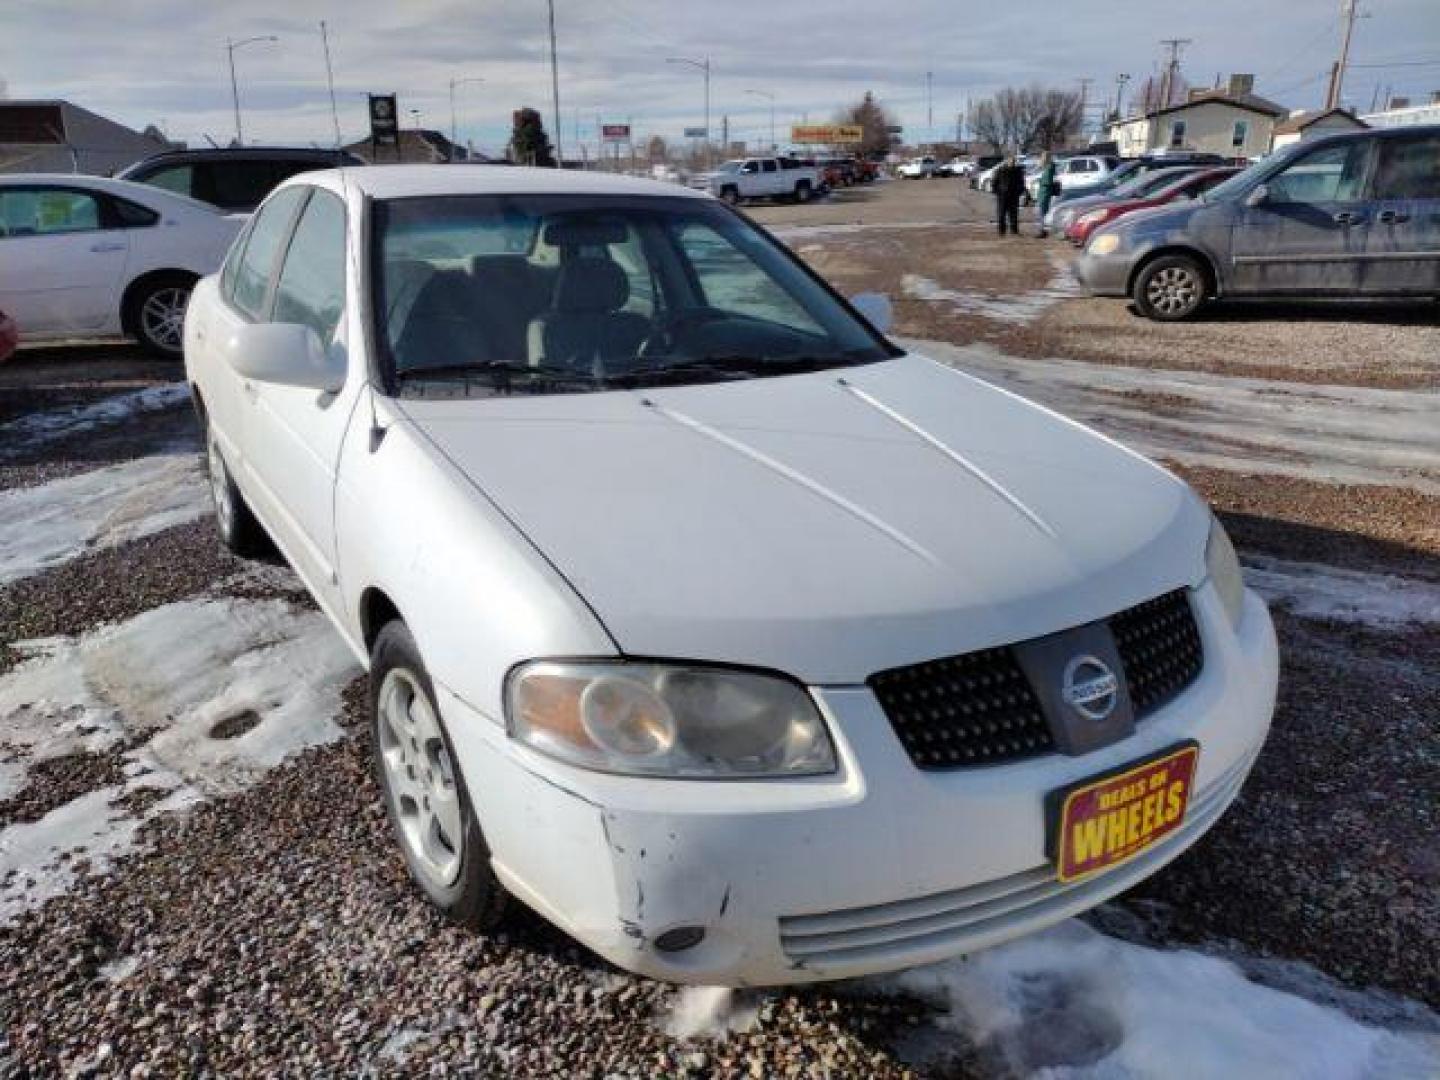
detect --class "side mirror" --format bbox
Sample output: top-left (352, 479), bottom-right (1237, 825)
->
top-left (222, 322), bottom-right (345, 393)
top-left (850, 292), bottom-right (893, 334)
top-left (1244, 184), bottom-right (1269, 208)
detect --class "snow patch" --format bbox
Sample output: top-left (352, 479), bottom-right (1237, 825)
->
top-left (98, 954), bottom-right (142, 982)
top-left (0, 597), bottom-right (359, 922)
top-left (0, 454), bottom-right (209, 585)
top-left (901, 252), bottom-right (1079, 326)
top-left (1245, 557), bottom-right (1440, 628)
top-left (772, 220), bottom-right (955, 241)
top-left (664, 986), bottom-right (761, 1041)
top-left (0, 383), bottom-right (190, 455)
top-left (886, 920), bottom-right (1439, 1078)
top-left (903, 338), bottom-right (1440, 494)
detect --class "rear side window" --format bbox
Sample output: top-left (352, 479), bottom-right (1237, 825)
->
top-left (205, 161), bottom-right (285, 211)
top-left (230, 186), bottom-right (306, 318)
top-left (0, 188), bottom-right (101, 236)
top-left (272, 189), bottom-right (347, 341)
top-left (1373, 136), bottom-right (1440, 200)
top-left (111, 197), bottom-right (159, 228)
top-left (143, 165), bottom-right (195, 198)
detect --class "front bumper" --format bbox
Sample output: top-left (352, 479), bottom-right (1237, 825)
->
top-left (1075, 248), bottom-right (1135, 296)
top-left (441, 584), bottom-right (1277, 986)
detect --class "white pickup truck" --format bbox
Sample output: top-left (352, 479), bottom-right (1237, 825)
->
top-left (694, 156), bottom-right (821, 204)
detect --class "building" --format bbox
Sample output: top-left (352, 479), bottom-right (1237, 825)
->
top-left (344, 128), bottom-right (485, 164)
top-left (1270, 108), bottom-right (1368, 151)
top-left (0, 100), bottom-right (175, 175)
top-left (1107, 76), bottom-right (1285, 160)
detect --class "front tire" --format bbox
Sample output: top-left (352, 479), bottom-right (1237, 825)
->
top-left (129, 272), bottom-right (196, 358)
top-left (794, 180), bottom-right (812, 203)
top-left (1133, 255), bottom-right (1208, 321)
top-left (370, 620), bottom-right (508, 930)
top-left (719, 185), bottom-right (741, 205)
top-left (205, 421), bottom-right (268, 557)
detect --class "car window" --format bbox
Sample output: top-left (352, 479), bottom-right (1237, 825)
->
top-left (761, 160), bottom-right (777, 173)
top-left (230, 186), bottom-right (307, 318)
top-left (674, 220), bottom-right (822, 333)
top-left (1372, 135), bottom-right (1440, 200)
top-left (111, 196), bottom-right (160, 228)
top-left (272, 189), bottom-right (347, 342)
top-left (1266, 141), bottom-right (1369, 204)
top-left (144, 165), bottom-right (195, 198)
top-left (205, 160), bottom-right (285, 211)
top-left (0, 188), bottom-right (102, 237)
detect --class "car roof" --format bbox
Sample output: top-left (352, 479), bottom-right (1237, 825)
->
top-left (292, 163), bottom-right (711, 202)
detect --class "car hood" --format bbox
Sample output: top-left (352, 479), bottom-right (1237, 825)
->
top-left (1113, 199), bottom-right (1206, 235)
top-left (400, 353), bottom-right (1208, 683)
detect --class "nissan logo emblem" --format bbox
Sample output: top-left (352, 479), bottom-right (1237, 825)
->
top-left (1062, 655), bottom-right (1119, 721)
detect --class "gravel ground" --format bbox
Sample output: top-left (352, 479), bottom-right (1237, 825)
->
top-left (2, 191), bottom-right (1438, 1075)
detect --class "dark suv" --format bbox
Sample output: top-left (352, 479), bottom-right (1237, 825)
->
top-left (1075, 126), bottom-right (1440, 319)
top-left (116, 148), bottom-right (364, 213)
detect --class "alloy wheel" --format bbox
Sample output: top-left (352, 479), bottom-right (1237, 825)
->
top-left (1145, 266), bottom-right (1200, 317)
top-left (377, 668), bottom-right (464, 888)
top-left (139, 287), bottom-right (190, 351)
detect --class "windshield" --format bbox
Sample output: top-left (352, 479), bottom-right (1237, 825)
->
top-left (715, 161), bottom-right (743, 174)
top-left (1201, 155), bottom-right (1275, 203)
top-left (374, 194), bottom-right (895, 397)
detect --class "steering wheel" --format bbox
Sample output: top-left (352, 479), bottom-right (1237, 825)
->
top-left (637, 308), bottom-right (728, 361)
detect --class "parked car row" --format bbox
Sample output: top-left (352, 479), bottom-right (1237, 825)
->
top-left (1077, 126), bottom-right (1440, 319)
top-left (1063, 167), bottom-right (1242, 246)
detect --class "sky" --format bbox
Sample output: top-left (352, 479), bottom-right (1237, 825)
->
top-left (2, 0), bottom-right (1437, 157)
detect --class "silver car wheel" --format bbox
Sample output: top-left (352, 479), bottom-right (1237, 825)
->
top-left (139, 286), bottom-right (190, 351)
top-left (207, 430), bottom-right (236, 539)
top-left (377, 668), bottom-right (464, 888)
top-left (1145, 266), bottom-right (1200, 317)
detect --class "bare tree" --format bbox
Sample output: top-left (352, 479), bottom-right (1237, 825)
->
top-left (645, 135), bottom-right (668, 164)
top-left (970, 85), bottom-right (1083, 152)
top-left (835, 91), bottom-right (899, 157)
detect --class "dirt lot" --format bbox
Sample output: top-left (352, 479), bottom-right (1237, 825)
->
top-left (1, 178), bottom-right (1438, 1077)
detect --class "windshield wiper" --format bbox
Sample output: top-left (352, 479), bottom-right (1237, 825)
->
top-left (396, 360), bottom-right (594, 383)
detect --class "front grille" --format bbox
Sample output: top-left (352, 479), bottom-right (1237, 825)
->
top-left (1111, 589), bottom-right (1205, 716)
top-left (868, 647), bottom-right (1055, 769)
top-left (869, 590), bottom-right (1204, 771)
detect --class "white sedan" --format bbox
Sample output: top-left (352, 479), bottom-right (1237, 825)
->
top-left (0, 174), bottom-right (242, 356)
top-left (184, 165), bottom-right (1277, 986)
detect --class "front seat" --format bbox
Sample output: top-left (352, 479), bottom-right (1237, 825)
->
top-left (526, 256), bottom-right (650, 373)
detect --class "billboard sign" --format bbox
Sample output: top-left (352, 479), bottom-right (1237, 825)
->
top-left (683, 126), bottom-right (708, 139)
top-left (369, 94), bottom-right (399, 149)
top-left (790, 124), bottom-right (864, 144)
top-left (601, 124), bottom-right (631, 143)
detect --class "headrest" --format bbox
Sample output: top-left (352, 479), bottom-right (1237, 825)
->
top-left (553, 256), bottom-right (629, 313)
top-left (543, 216), bottom-right (628, 248)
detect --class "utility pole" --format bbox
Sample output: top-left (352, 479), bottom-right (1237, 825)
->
top-left (926, 70), bottom-right (934, 146)
top-left (1326, 0), bottom-right (1360, 110)
top-left (546, 0), bottom-right (563, 164)
top-left (449, 76), bottom-right (484, 162)
top-left (666, 56), bottom-right (711, 168)
top-left (1114, 73), bottom-right (1131, 120)
top-left (1158, 38), bottom-right (1192, 108)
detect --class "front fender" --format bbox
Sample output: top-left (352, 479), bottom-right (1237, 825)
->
top-left (334, 401), bottom-right (616, 723)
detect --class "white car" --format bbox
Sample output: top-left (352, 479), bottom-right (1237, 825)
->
top-left (1029, 154), bottom-right (1121, 201)
top-left (0, 174), bottom-right (242, 356)
top-left (690, 157), bottom-right (820, 204)
top-left (896, 156), bottom-right (937, 178)
top-left (184, 165), bottom-right (1278, 986)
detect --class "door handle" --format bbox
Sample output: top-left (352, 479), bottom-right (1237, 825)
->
top-left (1377, 209), bottom-right (1410, 224)
top-left (1332, 211), bottom-right (1363, 226)
top-left (89, 241), bottom-right (126, 252)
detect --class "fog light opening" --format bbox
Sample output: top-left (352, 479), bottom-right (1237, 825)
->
top-left (654, 925), bottom-right (707, 953)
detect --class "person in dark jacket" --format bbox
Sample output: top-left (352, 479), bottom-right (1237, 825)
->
top-left (993, 154), bottom-right (1025, 236)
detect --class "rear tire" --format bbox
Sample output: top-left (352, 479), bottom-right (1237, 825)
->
top-left (1132, 255), bottom-right (1208, 321)
top-left (205, 420), bottom-right (268, 558)
top-left (794, 180), bottom-right (812, 204)
top-left (128, 272), bottom-right (196, 358)
top-left (370, 620), bottom-right (508, 930)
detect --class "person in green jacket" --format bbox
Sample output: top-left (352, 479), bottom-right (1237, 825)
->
top-left (1035, 152), bottom-right (1058, 237)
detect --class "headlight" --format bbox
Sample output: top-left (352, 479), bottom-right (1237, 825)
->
top-left (1088, 232), bottom-right (1121, 256)
top-left (1205, 515), bottom-right (1245, 629)
top-left (507, 661), bottom-right (837, 778)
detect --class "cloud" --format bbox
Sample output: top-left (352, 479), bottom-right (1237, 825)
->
top-left (3, 0), bottom-right (1435, 154)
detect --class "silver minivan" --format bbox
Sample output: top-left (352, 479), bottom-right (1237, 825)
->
top-left (1074, 126), bottom-right (1440, 319)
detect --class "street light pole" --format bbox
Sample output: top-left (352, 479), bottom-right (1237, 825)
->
top-left (746, 89), bottom-right (775, 152)
top-left (449, 76), bottom-right (485, 161)
top-left (666, 56), bottom-right (711, 167)
top-left (226, 35), bottom-right (279, 147)
top-left (546, 0), bottom-right (563, 164)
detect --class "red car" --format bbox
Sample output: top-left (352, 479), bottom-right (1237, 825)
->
top-left (0, 309), bottom-right (17, 364)
top-left (1067, 166), bottom-right (1243, 247)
